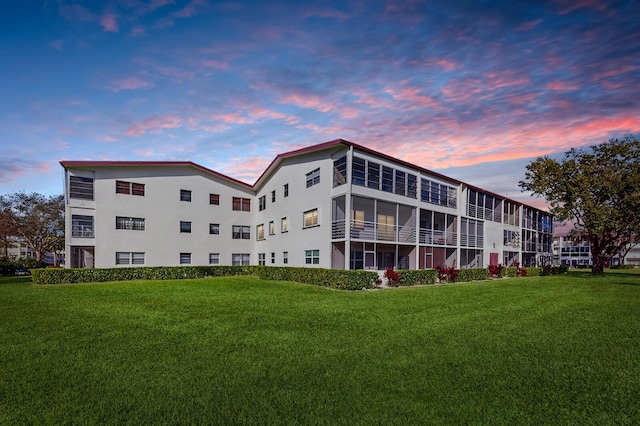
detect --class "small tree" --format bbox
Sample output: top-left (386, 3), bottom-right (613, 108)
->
top-left (519, 136), bottom-right (640, 274)
top-left (0, 192), bottom-right (65, 264)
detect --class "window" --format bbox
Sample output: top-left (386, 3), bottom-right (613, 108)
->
top-left (283, 251), bottom-right (288, 264)
top-left (116, 252), bottom-right (145, 265)
top-left (71, 215), bottom-right (94, 238)
top-left (333, 156), bottom-right (347, 187)
top-left (180, 221), bottom-right (192, 233)
top-left (116, 216), bottom-right (145, 231)
top-left (381, 166), bottom-right (394, 192)
top-left (232, 253), bottom-right (250, 266)
top-left (394, 170), bottom-right (406, 196)
top-left (232, 197), bottom-right (251, 211)
top-left (269, 221), bottom-right (275, 235)
top-left (281, 217), bottom-right (288, 233)
top-left (284, 183), bottom-right (289, 197)
top-left (257, 224), bottom-right (265, 240)
top-left (271, 252), bottom-right (275, 264)
top-left (305, 249), bottom-right (320, 265)
top-left (367, 161), bottom-right (380, 189)
top-left (306, 168), bottom-right (320, 188)
top-left (352, 157), bottom-right (366, 186)
top-left (258, 253), bottom-right (266, 266)
top-left (271, 190), bottom-right (276, 203)
top-left (209, 253), bottom-right (220, 264)
top-left (407, 174), bottom-right (417, 198)
top-left (180, 189), bottom-right (192, 202)
top-left (210, 194), bottom-right (220, 205)
top-left (69, 176), bottom-right (94, 200)
top-left (180, 253), bottom-right (191, 264)
top-left (304, 209), bottom-right (319, 228)
top-left (259, 195), bottom-right (266, 211)
top-left (232, 225), bottom-right (251, 239)
top-left (209, 223), bottom-right (219, 235)
top-left (116, 180), bottom-right (145, 196)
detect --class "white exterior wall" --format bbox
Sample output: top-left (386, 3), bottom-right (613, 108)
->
top-left (253, 150), bottom-right (338, 269)
top-left (66, 165), bottom-right (254, 268)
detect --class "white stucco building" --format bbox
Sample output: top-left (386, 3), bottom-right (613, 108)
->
top-left (61, 139), bottom-right (553, 270)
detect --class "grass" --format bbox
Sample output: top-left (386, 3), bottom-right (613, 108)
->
top-left (1, 270), bottom-right (639, 424)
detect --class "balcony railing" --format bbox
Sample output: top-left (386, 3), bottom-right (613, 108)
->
top-left (459, 234), bottom-right (484, 248)
top-left (332, 220), bottom-right (346, 239)
top-left (418, 229), bottom-right (457, 246)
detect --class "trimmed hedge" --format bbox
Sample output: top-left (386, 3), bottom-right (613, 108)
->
top-left (258, 266), bottom-right (378, 290)
top-left (31, 265), bottom-right (378, 291)
top-left (396, 269), bottom-right (438, 286)
top-left (31, 266), bottom-right (259, 285)
top-left (457, 268), bottom-right (489, 282)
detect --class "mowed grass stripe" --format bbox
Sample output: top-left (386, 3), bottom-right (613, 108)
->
top-left (1, 271), bottom-right (639, 424)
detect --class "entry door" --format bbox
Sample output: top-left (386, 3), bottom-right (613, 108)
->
top-left (490, 252), bottom-right (499, 266)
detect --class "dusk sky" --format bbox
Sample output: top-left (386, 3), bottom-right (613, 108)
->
top-left (2, 0), bottom-right (639, 209)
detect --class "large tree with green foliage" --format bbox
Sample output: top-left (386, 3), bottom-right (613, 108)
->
top-left (519, 136), bottom-right (640, 274)
top-left (0, 192), bottom-right (65, 264)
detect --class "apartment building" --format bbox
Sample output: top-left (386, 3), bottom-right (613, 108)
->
top-left (61, 139), bottom-right (553, 270)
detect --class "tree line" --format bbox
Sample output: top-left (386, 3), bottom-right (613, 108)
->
top-left (0, 192), bottom-right (64, 267)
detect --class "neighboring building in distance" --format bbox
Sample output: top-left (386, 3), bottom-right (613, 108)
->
top-left (60, 139), bottom-right (554, 270)
top-left (553, 235), bottom-right (640, 267)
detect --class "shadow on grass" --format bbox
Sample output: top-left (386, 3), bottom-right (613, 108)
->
top-left (0, 276), bottom-right (32, 285)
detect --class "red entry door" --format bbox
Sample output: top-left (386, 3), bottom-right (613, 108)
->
top-left (490, 252), bottom-right (499, 266)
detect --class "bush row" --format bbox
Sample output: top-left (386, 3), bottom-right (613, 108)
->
top-left (258, 266), bottom-right (378, 290)
top-left (31, 265), bottom-right (379, 290)
top-left (457, 268), bottom-right (489, 282)
top-left (31, 265), bottom-right (259, 285)
top-left (396, 269), bottom-right (438, 286)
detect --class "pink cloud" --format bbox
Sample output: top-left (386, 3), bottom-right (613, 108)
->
top-left (383, 85), bottom-right (444, 110)
top-left (516, 19), bottom-right (543, 31)
top-left (100, 12), bottom-right (118, 32)
top-left (110, 76), bottom-right (154, 92)
top-left (125, 115), bottom-right (183, 136)
top-left (201, 60), bottom-right (228, 70)
top-left (485, 71), bottom-right (530, 90)
top-left (546, 81), bottom-right (580, 91)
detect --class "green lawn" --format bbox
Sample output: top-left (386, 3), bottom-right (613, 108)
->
top-left (1, 271), bottom-right (639, 424)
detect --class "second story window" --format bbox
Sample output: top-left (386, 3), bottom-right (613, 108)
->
top-left (281, 217), bottom-right (288, 233)
top-left (232, 225), bottom-right (251, 239)
top-left (304, 209), bottom-right (319, 228)
top-left (306, 168), bottom-right (320, 188)
top-left (259, 195), bottom-right (266, 211)
top-left (210, 194), bottom-right (220, 205)
top-left (284, 183), bottom-right (289, 197)
top-left (180, 189), bottom-right (192, 202)
top-left (232, 197), bottom-right (251, 212)
top-left (71, 214), bottom-right (94, 238)
top-left (209, 223), bottom-right (220, 235)
top-left (257, 224), bottom-right (265, 240)
top-left (180, 221), bottom-right (192, 233)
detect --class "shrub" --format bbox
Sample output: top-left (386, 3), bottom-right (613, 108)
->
top-left (488, 264), bottom-right (504, 278)
top-left (435, 265), bottom-right (459, 283)
top-left (257, 266), bottom-right (378, 290)
top-left (384, 268), bottom-right (400, 287)
top-left (458, 268), bottom-right (489, 282)
top-left (396, 269), bottom-right (438, 286)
